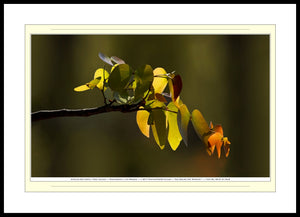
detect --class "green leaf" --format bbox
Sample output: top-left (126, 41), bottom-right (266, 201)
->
top-left (145, 99), bottom-right (165, 110)
top-left (191, 109), bottom-right (211, 140)
top-left (147, 112), bottom-right (153, 125)
top-left (166, 102), bottom-right (182, 151)
top-left (113, 91), bottom-right (133, 104)
top-left (103, 87), bottom-right (114, 102)
top-left (134, 64), bottom-right (154, 100)
top-left (146, 88), bottom-right (155, 101)
top-left (151, 109), bottom-right (167, 150)
top-left (178, 103), bottom-right (191, 146)
top-left (108, 64), bottom-right (132, 92)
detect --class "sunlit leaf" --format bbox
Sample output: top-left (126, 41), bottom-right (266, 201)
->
top-left (94, 68), bottom-right (110, 90)
top-left (177, 103), bottom-right (191, 146)
top-left (151, 109), bottom-right (167, 150)
top-left (206, 123), bottom-right (231, 158)
top-left (146, 99), bottom-right (165, 109)
top-left (136, 108), bottom-right (150, 138)
top-left (191, 109), bottom-right (211, 141)
top-left (223, 137), bottom-right (231, 157)
top-left (98, 51), bottom-right (113, 66)
top-left (74, 77), bottom-right (101, 92)
top-left (166, 102), bottom-right (182, 151)
top-left (111, 56), bottom-right (126, 64)
top-left (108, 64), bottom-right (132, 92)
top-left (111, 64), bottom-right (119, 73)
top-left (94, 68), bottom-right (108, 79)
top-left (134, 64), bottom-right (154, 100)
top-left (152, 67), bottom-right (168, 94)
top-left (212, 124), bottom-right (223, 135)
top-left (207, 132), bottom-right (223, 158)
top-left (74, 84), bottom-right (90, 92)
top-left (174, 96), bottom-right (183, 108)
top-left (87, 78), bottom-right (100, 89)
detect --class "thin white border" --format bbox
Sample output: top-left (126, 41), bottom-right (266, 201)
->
top-left (5, 3), bottom-right (295, 213)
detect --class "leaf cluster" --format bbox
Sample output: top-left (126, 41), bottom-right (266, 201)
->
top-left (74, 52), bottom-right (231, 158)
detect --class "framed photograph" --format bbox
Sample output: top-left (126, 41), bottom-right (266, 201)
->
top-left (25, 24), bottom-right (275, 192)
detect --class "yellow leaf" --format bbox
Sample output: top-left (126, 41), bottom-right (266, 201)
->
top-left (166, 102), bottom-right (182, 151)
top-left (111, 63), bottom-right (119, 73)
top-left (174, 96), bottom-right (183, 108)
top-left (74, 84), bottom-right (90, 92)
top-left (168, 78), bottom-right (174, 101)
top-left (147, 99), bottom-right (165, 109)
top-left (178, 104), bottom-right (191, 146)
top-left (94, 68), bottom-right (109, 90)
top-left (152, 67), bottom-right (168, 94)
top-left (87, 78), bottom-right (100, 89)
top-left (74, 78), bottom-right (99, 92)
top-left (136, 109), bottom-right (150, 138)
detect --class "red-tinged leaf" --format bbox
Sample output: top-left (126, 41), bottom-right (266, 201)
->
top-left (172, 74), bottom-right (182, 101)
top-left (155, 93), bottom-right (167, 103)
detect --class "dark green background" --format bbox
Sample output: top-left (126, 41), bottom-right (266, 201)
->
top-left (31, 35), bottom-right (270, 177)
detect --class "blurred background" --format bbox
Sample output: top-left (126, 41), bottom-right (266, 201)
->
top-left (31, 34), bottom-right (269, 177)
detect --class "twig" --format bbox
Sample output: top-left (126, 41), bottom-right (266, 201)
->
top-left (32, 101), bottom-right (144, 122)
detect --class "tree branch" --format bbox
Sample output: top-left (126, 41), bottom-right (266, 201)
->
top-left (32, 101), bottom-right (144, 122)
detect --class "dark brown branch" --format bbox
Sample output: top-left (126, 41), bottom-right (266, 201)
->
top-left (32, 101), bottom-right (144, 122)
